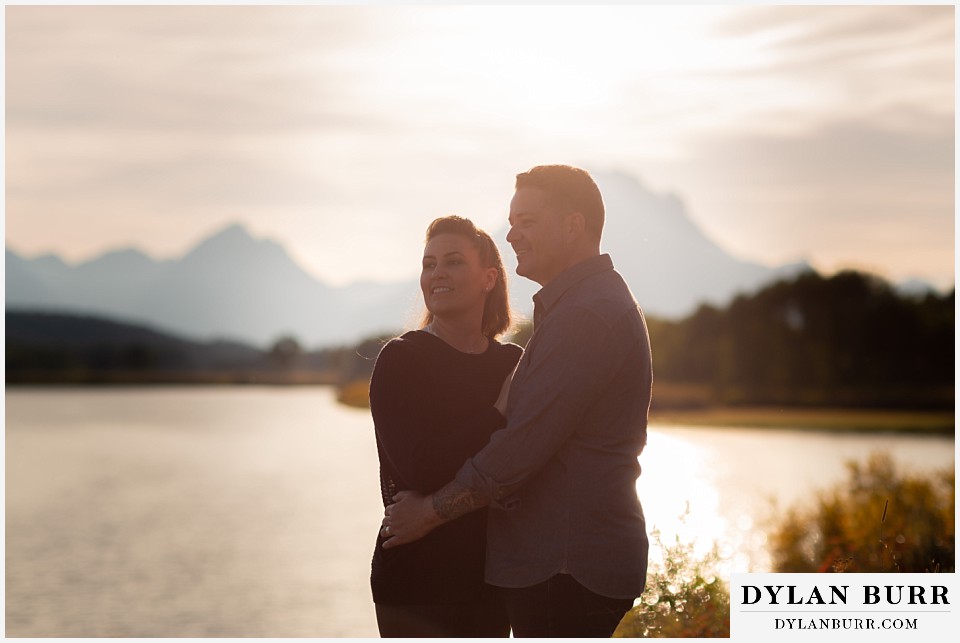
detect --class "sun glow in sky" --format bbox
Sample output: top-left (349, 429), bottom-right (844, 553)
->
top-left (4, 4), bottom-right (955, 289)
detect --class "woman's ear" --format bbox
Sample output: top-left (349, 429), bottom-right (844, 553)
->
top-left (483, 266), bottom-right (498, 293)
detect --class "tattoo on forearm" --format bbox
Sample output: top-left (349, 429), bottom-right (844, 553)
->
top-left (432, 480), bottom-right (488, 521)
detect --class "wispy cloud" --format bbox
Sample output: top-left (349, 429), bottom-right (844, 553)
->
top-left (5, 5), bottom-right (954, 287)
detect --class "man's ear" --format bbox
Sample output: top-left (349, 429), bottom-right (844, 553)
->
top-left (566, 211), bottom-right (586, 238)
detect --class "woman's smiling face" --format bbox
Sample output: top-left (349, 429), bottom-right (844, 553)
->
top-left (420, 232), bottom-right (494, 321)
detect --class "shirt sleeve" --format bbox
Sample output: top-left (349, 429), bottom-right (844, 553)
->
top-left (454, 305), bottom-right (625, 503)
top-left (370, 340), bottom-right (507, 494)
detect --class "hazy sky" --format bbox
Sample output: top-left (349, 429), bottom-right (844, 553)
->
top-left (5, 4), bottom-right (955, 288)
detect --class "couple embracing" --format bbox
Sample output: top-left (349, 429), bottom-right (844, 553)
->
top-left (370, 165), bottom-right (653, 638)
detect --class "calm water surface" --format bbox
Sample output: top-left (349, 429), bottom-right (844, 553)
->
top-left (5, 387), bottom-right (954, 637)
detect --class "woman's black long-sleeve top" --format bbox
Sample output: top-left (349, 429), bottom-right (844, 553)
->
top-left (369, 330), bottom-right (522, 605)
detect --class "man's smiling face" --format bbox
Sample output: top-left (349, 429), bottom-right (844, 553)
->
top-left (506, 187), bottom-right (571, 287)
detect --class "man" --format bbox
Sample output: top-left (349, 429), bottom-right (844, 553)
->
top-left (383, 164), bottom-right (652, 637)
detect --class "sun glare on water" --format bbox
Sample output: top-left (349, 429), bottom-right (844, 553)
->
top-left (638, 430), bottom-right (767, 574)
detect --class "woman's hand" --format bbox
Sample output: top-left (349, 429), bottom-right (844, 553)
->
top-left (494, 364), bottom-right (517, 416)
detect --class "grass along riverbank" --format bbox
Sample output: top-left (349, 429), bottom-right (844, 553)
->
top-left (650, 406), bottom-right (954, 434)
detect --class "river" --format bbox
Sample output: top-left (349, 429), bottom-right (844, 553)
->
top-left (5, 387), bottom-right (954, 637)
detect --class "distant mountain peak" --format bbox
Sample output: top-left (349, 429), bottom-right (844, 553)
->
top-left (896, 278), bottom-right (939, 297)
top-left (594, 170), bottom-right (699, 231)
top-left (80, 247), bottom-right (154, 266)
top-left (184, 222), bottom-right (263, 260)
top-left (6, 247), bottom-right (66, 266)
top-left (595, 168), bottom-right (650, 188)
top-left (215, 222), bottom-right (252, 238)
top-left (196, 221), bottom-right (254, 245)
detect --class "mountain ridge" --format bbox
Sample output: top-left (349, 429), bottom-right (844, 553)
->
top-left (9, 171), bottom-right (929, 347)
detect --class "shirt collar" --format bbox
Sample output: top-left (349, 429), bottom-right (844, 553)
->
top-left (533, 254), bottom-right (614, 323)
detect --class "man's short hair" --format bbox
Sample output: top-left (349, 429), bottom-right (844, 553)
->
top-left (515, 164), bottom-right (604, 240)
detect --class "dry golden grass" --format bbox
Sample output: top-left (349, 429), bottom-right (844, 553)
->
top-left (651, 406), bottom-right (954, 434)
top-left (336, 380), bottom-right (371, 409)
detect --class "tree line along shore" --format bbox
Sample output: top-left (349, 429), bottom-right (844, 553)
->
top-left (7, 269), bottom-right (954, 432)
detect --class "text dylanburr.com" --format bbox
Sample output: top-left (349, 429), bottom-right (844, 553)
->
top-left (731, 573), bottom-right (957, 641)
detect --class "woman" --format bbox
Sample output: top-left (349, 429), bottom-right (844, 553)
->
top-left (369, 216), bottom-right (521, 637)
